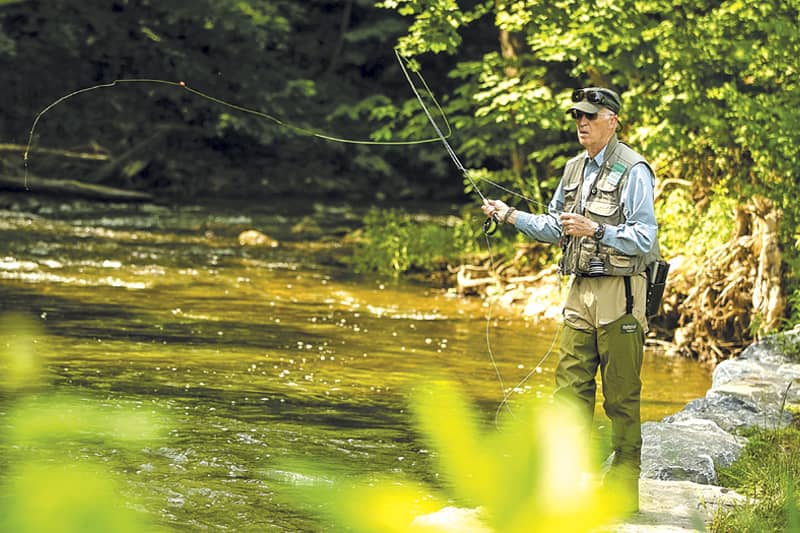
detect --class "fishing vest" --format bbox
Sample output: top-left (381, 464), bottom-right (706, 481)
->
top-left (559, 135), bottom-right (660, 277)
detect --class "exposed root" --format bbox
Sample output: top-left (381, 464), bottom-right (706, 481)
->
top-left (669, 195), bottom-right (784, 363)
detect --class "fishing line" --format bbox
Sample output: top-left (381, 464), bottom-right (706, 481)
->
top-left (394, 49), bottom-right (489, 204)
top-left (493, 322), bottom-right (564, 425)
top-left (23, 72), bottom-right (455, 189)
top-left (23, 52), bottom-right (563, 419)
top-left (395, 48), bottom-right (514, 411)
top-left (395, 49), bottom-right (570, 421)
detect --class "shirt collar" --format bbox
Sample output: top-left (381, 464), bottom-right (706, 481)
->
top-left (585, 144), bottom-right (609, 168)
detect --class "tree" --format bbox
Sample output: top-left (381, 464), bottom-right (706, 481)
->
top-left (378, 0), bottom-right (800, 345)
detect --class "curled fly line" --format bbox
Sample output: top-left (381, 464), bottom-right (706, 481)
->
top-left (22, 50), bottom-right (565, 421)
top-left (395, 48), bottom-right (567, 423)
top-left (23, 62), bottom-right (455, 188)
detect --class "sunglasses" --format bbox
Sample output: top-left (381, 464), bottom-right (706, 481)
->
top-left (568, 109), bottom-right (612, 121)
top-left (572, 88), bottom-right (614, 107)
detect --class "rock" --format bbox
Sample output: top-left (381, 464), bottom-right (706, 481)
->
top-left (237, 230), bottom-right (278, 247)
top-left (738, 331), bottom-right (800, 365)
top-left (414, 332), bottom-right (799, 531)
top-left (641, 419), bottom-right (745, 484)
top-left (711, 357), bottom-right (775, 387)
top-left (412, 506), bottom-right (491, 532)
top-left (643, 331), bottom-right (800, 487)
top-left (415, 479), bottom-right (747, 533)
top-left (604, 478), bottom-right (746, 532)
top-left (665, 380), bottom-right (795, 432)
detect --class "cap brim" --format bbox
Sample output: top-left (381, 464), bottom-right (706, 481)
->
top-left (567, 100), bottom-right (602, 114)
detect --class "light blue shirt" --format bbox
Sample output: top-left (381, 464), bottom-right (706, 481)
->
top-left (513, 144), bottom-right (658, 256)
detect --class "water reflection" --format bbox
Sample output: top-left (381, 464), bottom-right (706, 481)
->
top-left (0, 198), bottom-right (711, 530)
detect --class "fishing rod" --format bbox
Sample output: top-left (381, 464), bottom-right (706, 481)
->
top-left (394, 49), bottom-right (569, 420)
top-left (394, 49), bottom-right (575, 424)
top-left (394, 48), bottom-right (507, 236)
top-left (393, 48), bottom-right (518, 409)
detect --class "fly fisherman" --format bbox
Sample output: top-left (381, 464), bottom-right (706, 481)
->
top-left (482, 87), bottom-right (659, 514)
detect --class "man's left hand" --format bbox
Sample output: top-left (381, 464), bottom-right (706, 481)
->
top-left (559, 213), bottom-right (598, 238)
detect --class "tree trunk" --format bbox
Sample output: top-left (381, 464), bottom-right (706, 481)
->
top-left (749, 196), bottom-right (784, 336)
top-left (322, 0), bottom-right (353, 79)
top-left (496, 24), bottom-right (525, 181)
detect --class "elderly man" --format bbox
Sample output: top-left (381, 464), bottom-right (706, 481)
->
top-left (483, 87), bottom-right (660, 513)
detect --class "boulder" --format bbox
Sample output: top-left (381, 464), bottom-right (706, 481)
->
top-left (641, 419), bottom-right (745, 484)
top-left (237, 230), bottom-right (278, 247)
top-left (642, 332), bottom-right (800, 485)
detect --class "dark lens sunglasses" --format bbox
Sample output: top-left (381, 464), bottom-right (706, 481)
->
top-left (572, 89), bottom-right (612, 107)
top-left (569, 109), bottom-right (602, 121)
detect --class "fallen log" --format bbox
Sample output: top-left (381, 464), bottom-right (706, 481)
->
top-left (0, 173), bottom-right (152, 201)
top-left (0, 143), bottom-right (109, 161)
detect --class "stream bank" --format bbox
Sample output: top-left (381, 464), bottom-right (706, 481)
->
top-left (419, 329), bottom-right (800, 532)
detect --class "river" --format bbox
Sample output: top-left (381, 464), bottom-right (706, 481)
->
top-left (0, 195), bottom-right (711, 531)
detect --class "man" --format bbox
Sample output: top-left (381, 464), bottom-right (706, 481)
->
top-left (482, 87), bottom-right (659, 513)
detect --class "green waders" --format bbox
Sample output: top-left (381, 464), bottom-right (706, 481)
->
top-left (553, 275), bottom-right (645, 512)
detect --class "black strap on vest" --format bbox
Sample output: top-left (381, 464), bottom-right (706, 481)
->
top-left (624, 276), bottom-right (633, 315)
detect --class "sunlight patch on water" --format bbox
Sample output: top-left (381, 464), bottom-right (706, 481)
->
top-left (376, 309), bottom-right (449, 321)
top-left (0, 257), bottom-right (39, 271)
top-left (0, 269), bottom-right (149, 289)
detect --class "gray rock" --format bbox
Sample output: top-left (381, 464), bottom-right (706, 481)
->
top-left (665, 380), bottom-right (795, 432)
top-left (711, 357), bottom-right (775, 388)
top-left (641, 419), bottom-right (746, 484)
top-left (739, 331), bottom-right (800, 365)
top-left (604, 478), bottom-right (746, 533)
top-left (641, 333), bottom-right (800, 487)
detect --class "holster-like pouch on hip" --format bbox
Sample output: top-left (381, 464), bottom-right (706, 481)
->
top-left (645, 260), bottom-right (670, 318)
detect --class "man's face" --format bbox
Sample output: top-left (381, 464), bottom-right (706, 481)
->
top-left (573, 109), bottom-right (617, 155)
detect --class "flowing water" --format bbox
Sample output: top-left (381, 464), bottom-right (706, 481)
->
top-left (0, 196), bottom-right (711, 531)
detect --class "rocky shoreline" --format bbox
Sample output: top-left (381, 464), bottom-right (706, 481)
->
top-left (624, 329), bottom-right (800, 531)
top-left (417, 330), bottom-right (800, 532)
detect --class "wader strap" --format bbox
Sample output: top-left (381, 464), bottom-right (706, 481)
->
top-left (624, 276), bottom-right (633, 315)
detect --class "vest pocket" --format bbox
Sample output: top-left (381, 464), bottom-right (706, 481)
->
top-left (607, 253), bottom-right (637, 275)
top-left (574, 240), bottom-right (637, 276)
top-left (562, 181), bottom-right (580, 194)
top-left (597, 179), bottom-right (621, 194)
top-left (585, 199), bottom-right (619, 220)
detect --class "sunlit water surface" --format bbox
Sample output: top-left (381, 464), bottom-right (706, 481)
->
top-left (0, 197), bottom-right (711, 531)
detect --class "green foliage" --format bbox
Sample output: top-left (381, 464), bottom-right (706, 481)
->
top-left (1, 0), bottom-right (418, 196)
top-left (376, 0), bottom-right (492, 55)
top-left (783, 233), bottom-right (800, 327)
top-left (4, 0), bottom-right (800, 317)
top-left (656, 186), bottom-right (736, 259)
top-left (713, 426), bottom-right (800, 533)
top-left (787, 290), bottom-right (800, 333)
top-left (0, 314), bottom-right (166, 533)
top-left (284, 380), bottom-right (630, 532)
top-left (352, 207), bottom-right (485, 277)
top-left (377, 0), bottom-right (800, 320)
top-left (770, 330), bottom-right (800, 364)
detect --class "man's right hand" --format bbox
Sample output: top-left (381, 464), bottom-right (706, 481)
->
top-left (482, 199), bottom-right (509, 220)
top-left (483, 199), bottom-right (519, 225)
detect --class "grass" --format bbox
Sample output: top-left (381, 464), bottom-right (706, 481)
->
top-left (710, 424), bottom-right (800, 532)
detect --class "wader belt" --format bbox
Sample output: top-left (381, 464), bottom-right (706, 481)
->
top-left (624, 276), bottom-right (633, 314)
